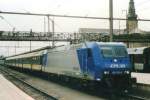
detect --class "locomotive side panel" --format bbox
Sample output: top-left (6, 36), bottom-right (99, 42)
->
top-left (44, 48), bottom-right (81, 77)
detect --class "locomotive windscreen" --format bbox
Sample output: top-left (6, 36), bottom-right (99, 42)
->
top-left (100, 46), bottom-right (128, 58)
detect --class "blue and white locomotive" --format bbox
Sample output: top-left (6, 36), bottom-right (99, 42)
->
top-left (5, 42), bottom-right (133, 88)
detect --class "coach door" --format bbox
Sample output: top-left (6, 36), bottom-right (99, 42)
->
top-left (129, 54), bottom-right (135, 71)
top-left (133, 54), bottom-right (144, 72)
top-left (144, 49), bottom-right (150, 72)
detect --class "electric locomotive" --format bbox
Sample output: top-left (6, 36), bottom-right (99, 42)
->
top-left (5, 42), bottom-right (133, 88)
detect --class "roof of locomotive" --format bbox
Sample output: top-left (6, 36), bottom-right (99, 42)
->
top-left (96, 42), bottom-right (126, 46)
top-left (127, 47), bottom-right (150, 54)
top-left (5, 42), bottom-right (126, 59)
top-left (5, 46), bottom-right (52, 59)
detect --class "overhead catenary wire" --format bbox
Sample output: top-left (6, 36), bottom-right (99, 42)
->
top-left (0, 45), bottom-right (47, 48)
top-left (0, 15), bottom-right (17, 30)
top-left (1, 11), bottom-right (150, 21)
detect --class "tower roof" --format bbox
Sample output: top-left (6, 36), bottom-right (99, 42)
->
top-left (127, 0), bottom-right (137, 20)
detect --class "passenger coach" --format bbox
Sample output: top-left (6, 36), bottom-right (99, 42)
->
top-left (127, 47), bottom-right (150, 72)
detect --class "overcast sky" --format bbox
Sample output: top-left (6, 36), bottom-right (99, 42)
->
top-left (0, 0), bottom-right (150, 56)
top-left (0, 0), bottom-right (150, 32)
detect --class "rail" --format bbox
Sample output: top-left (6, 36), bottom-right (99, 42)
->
top-left (0, 66), bottom-right (57, 100)
top-left (2, 65), bottom-right (150, 100)
top-left (125, 94), bottom-right (147, 100)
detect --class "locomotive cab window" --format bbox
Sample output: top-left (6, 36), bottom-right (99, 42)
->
top-left (101, 47), bottom-right (113, 58)
top-left (100, 46), bottom-right (127, 58)
top-left (114, 47), bottom-right (127, 57)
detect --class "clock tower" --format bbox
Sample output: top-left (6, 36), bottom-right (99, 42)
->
top-left (127, 0), bottom-right (138, 33)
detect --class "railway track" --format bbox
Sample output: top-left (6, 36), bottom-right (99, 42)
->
top-left (1, 66), bottom-right (150, 100)
top-left (107, 91), bottom-right (148, 100)
top-left (0, 67), bottom-right (57, 100)
top-left (0, 66), bottom-right (107, 100)
top-left (124, 94), bottom-right (147, 100)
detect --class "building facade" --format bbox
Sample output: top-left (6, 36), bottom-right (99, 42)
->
top-left (127, 0), bottom-right (138, 34)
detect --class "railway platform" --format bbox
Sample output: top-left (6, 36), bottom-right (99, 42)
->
top-left (0, 74), bottom-right (34, 100)
top-left (132, 72), bottom-right (150, 85)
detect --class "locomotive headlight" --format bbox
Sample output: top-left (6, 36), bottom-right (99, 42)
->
top-left (124, 71), bottom-right (130, 74)
top-left (96, 78), bottom-right (101, 81)
top-left (104, 71), bottom-right (109, 74)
